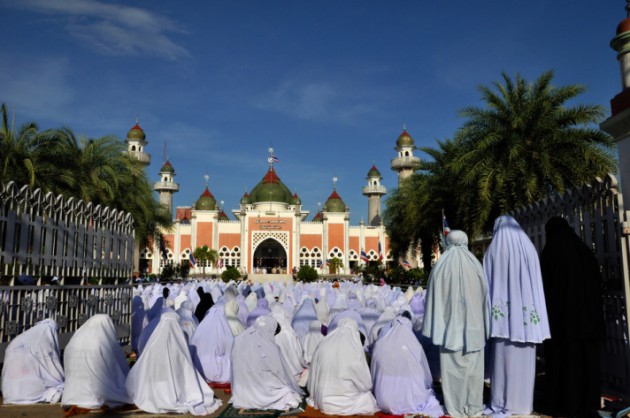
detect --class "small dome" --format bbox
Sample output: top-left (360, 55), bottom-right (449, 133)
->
top-left (195, 187), bottom-right (217, 210)
top-left (366, 164), bottom-right (382, 179)
top-left (618, 17), bottom-right (630, 35)
top-left (127, 123), bottom-right (146, 141)
top-left (160, 160), bottom-right (175, 174)
top-left (218, 210), bottom-right (230, 221)
top-left (324, 190), bottom-right (347, 213)
top-left (312, 211), bottom-right (323, 222)
top-left (249, 167), bottom-right (293, 204)
top-left (241, 192), bottom-right (251, 205)
top-left (291, 193), bottom-right (301, 205)
top-left (396, 129), bottom-right (414, 147)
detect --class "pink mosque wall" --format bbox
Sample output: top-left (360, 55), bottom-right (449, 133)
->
top-left (327, 223), bottom-right (345, 251)
top-left (300, 234), bottom-right (322, 250)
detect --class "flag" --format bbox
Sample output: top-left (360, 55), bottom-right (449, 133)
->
top-left (378, 242), bottom-right (383, 261)
top-left (159, 238), bottom-right (168, 261)
top-left (216, 258), bottom-right (223, 269)
top-left (189, 253), bottom-right (196, 268)
top-left (442, 213), bottom-right (451, 236)
top-left (402, 260), bottom-right (412, 269)
top-left (325, 259), bottom-right (330, 266)
top-left (272, 155), bottom-right (279, 163)
top-left (360, 248), bottom-right (369, 262)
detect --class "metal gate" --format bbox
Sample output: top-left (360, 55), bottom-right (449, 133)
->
top-left (511, 174), bottom-right (630, 397)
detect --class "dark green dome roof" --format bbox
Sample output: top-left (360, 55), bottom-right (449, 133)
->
top-left (291, 193), bottom-right (301, 205)
top-left (127, 123), bottom-right (146, 141)
top-left (195, 187), bottom-right (217, 210)
top-left (366, 164), bottom-right (381, 179)
top-left (396, 129), bottom-right (414, 147)
top-left (249, 167), bottom-right (293, 204)
top-left (219, 210), bottom-right (230, 221)
top-left (160, 160), bottom-right (175, 173)
top-left (241, 192), bottom-right (252, 205)
top-left (324, 190), bottom-right (347, 213)
top-left (312, 211), bottom-right (323, 222)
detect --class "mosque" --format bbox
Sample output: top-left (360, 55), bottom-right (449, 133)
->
top-left (124, 122), bottom-right (421, 279)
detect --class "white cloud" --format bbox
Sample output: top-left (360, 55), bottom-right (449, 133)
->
top-left (5, 0), bottom-right (189, 60)
top-left (253, 78), bottom-right (381, 124)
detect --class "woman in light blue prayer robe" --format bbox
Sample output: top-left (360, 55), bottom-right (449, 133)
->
top-left (421, 230), bottom-right (490, 417)
top-left (484, 215), bottom-right (550, 417)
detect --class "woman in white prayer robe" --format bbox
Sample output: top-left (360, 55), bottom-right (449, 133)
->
top-left (126, 311), bottom-right (221, 415)
top-left (231, 315), bottom-right (303, 410)
top-left (225, 299), bottom-right (246, 337)
top-left (61, 314), bottom-right (131, 409)
top-left (307, 317), bottom-right (379, 416)
top-left (421, 230), bottom-right (490, 417)
top-left (131, 295), bottom-right (148, 353)
top-left (190, 305), bottom-right (234, 384)
top-left (1, 318), bottom-right (64, 404)
top-left (177, 300), bottom-right (198, 342)
top-left (371, 315), bottom-right (443, 416)
top-left (271, 305), bottom-right (306, 384)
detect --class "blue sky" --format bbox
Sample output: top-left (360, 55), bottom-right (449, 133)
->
top-left (0, 0), bottom-right (624, 222)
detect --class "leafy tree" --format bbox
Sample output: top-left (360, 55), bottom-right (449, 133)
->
top-left (177, 262), bottom-right (190, 281)
top-left (328, 257), bottom-right (343, 274)
top-left (193, 245), bottom-right (218, 277)
top-left (451, 71), bottom-right (615, 236)
top-left (297, 265), bottom-right (318, 282)
top-left (160, 263), bottom-right (176, 281)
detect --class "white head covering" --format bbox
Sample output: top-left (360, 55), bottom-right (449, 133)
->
top-left (307, 317), bottom-right (378, 415)
top-left (190, 305), bottom-right (234, 383)
top-left (272, 305), bottom-right (306, 383)
top-left (1, 318), bottom-right (64, 404)
top-left (422, 230), bottom-right (490, 353)
top-left (176, 302), bottom-right (198, 342)
top-left (231, 315), bottom-right (303, 410)
top-left (301, 320), bottom-right (324, 365)
top-left (126, 312), bottom-right (221, 415)
top-left (61, 314), bottom-right (131, 408)
top-left (368, 306), bottom-right (397, 346)
top-left (225, 299), bottom-right (246, 337)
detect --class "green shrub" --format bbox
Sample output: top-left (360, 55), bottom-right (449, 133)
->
top-left (297, 265), bottom-right (318, 282)
top-left (221, 266), bottom-right (241, 282)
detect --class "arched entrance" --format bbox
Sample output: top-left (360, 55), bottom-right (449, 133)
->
top-left (253, 238), bottom-right (287, 274)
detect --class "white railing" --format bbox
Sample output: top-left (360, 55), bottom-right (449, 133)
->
top-left (0, 284), bottom-right (133, 362)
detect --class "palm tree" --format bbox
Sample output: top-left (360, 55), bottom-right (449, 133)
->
top-left (193, 245), bottom-right (218, 277)
top-left (450, 71), bottom-right (616, 236)
top-left (0, 104), bottom-right (66, 191)
top-left (329, 257), bottom-right (344, 274)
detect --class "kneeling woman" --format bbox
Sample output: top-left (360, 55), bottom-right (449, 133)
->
top-left (231, 315), bottom-right (303, 410)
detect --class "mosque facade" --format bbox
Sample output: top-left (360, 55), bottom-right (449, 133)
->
top-left (125, 122), bottom-right (422, 276)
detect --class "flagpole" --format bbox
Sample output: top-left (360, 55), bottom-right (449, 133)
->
top-left (441, 208), bottom-right (445, 236)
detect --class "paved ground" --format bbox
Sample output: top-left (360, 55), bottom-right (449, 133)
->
top-left (0, 390), bottom-right (233, 418)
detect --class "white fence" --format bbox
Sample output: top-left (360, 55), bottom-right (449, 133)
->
top-left (0, 284), bottom-right (133, 362)
top-left (511, 174), bottom-right (630, 397)
top-left (0, 181), bottom-right (135, 282)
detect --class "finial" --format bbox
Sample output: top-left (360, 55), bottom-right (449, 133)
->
top-left (627, 0), bottom-right (630, 17)
top-left (332, 177), bottom-right (338, 190)
top-left (267, 147), bottom-right (275, 165)
top-left (317, 201), bottom-right (321, 209)
top-left (403, 123), bottom-right (406, 131)
top-left (204, 174), bottom-right (209, 187)
top-left (220, 199), bottom-right (224, 209)
top-left (136, 113), bottom-right (139, 124)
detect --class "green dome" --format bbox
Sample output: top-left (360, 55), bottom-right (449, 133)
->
top-left (219, 210), bottom-right (230, 221)
top-left (324, 190), bottom-right (347, 213)
top-left (291, 193), bottom-right (301, 205)
top-left (195, 187), bottom-right (217, 210)
top-left (396, 129), bottom-right (414, 147)
top-left (249, 167), bottom-right (293, 204)
top-left (366, 164), bottom-right (381, 179)
top-left (241, 192), bottom-right (252, 205)
top-left (312, 211), bottom-right (323, 222)
top-left (160, 161), bottom-right (175, 173)
top-left (127, 123), bottom-right (146, 141)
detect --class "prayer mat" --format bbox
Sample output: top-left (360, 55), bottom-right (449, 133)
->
top-left (217, 404), bottom-right (283, 418)
top-left (297, 405), bottom-right (403, 418)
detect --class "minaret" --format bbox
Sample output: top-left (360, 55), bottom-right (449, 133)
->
top-left (153, 160), bottom-right (179, 214)
top-left (390, 128), bottom-right (420, 186)
top-left (362, 165), bottom-right (386, 226)
top-left (601, 1), bottom-right (630, 205)
top-left (125, 117), bottom-right (150, 165)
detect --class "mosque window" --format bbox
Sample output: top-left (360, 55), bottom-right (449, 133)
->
top-left (329, 247), bottom-right (343, 259)
top-left (368, 250), bottom-right (378, 261)
top-left (349, 250), bottom-right (358, 261)
top-left (300, 247), bottom-right (322, 268)
top-left (131, 145), bottom-right (136, 151)
top-left (404, 151), bottom-right (409, 157)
